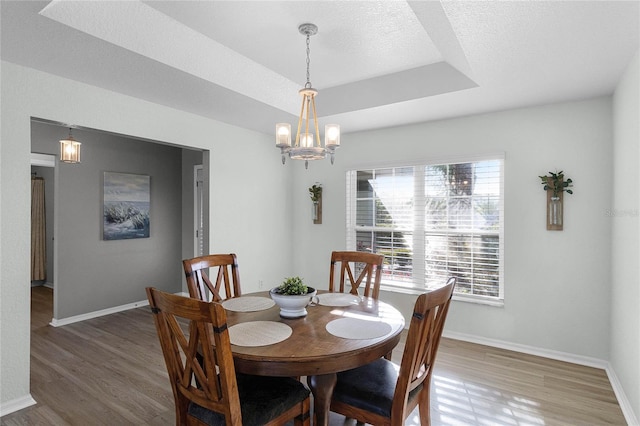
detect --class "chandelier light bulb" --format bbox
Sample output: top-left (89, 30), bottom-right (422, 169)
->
top-left (301, 133), bottom-right (314, 148)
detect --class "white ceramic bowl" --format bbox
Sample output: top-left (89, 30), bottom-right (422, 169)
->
top-left (270, 287), bottom-right (317, 318)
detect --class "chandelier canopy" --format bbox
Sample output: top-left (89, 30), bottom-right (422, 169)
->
top-left (276, 23), bottom-right (340, 169)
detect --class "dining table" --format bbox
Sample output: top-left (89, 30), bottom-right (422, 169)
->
top-left (220, 289), bottom-right (405, 426)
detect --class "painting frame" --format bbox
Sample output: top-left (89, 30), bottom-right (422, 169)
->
top-left (103, 171), bottom-right (150, 240)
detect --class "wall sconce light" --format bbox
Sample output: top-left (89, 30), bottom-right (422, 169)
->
top-left (60, 128), bottom-right (81, 163)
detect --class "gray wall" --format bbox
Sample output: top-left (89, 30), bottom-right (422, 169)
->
top-left (31, 122), bottom-right (184, 319)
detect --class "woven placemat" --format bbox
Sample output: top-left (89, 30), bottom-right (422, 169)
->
top-left (317, 293), bottom-right (361, 307)
top-left (221, 296), bottom-right (275, 312)
top-left (326, 317), bottom-right (392, 340)
top-left (228, 321), bottom-right (292, 347)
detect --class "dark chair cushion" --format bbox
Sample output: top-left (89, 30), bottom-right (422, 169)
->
top-left (332, 358), bottom-right (423, 418)
top-left (188, 373), bottom-right (310, 425)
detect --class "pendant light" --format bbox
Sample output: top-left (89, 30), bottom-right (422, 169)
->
top-left (275, 23), bottom-right (340, 169)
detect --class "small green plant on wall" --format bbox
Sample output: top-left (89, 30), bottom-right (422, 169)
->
top-left (539, 170), bottom-right (574, 230)
top-left (309, 183), bottom-right (322, 224)
top-left (309, 184), bottom-right (322, 202)
top-left (539, 171), bottom-right (573, 197)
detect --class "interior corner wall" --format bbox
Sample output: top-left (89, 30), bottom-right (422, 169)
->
top-left (31, 122), bottom-right (184, 319)
top-left (0, 60), bottom-right (293, 412)
top-left (292, 96), bottom-right (614, 361)
top-left (611, 50), bottom-right (640, 422)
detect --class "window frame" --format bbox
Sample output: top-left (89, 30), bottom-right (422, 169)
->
top-left (346, 153), bottom-right (505, 306)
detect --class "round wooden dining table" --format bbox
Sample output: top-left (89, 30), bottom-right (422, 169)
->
top-left (222, 290), bottom-right (405, 426)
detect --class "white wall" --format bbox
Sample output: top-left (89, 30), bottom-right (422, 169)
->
top-left (1, 56), bottom-right (634, 419)
top-left (0, 61), bottom-right (293, 412)
top-left (611, 51), bottom-right (640, 422)
top-left (292, 97), bottom-right (614, 360)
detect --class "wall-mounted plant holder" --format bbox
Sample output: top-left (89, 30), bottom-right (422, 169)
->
top-left (539, 171), bottom-right (573, 231)
top-left (309, 184), bottom-right (322, 224)
top-left (546, 190), bottom-right (564, 230)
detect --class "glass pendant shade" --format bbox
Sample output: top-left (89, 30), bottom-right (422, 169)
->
top-left (325, 124), bottom-right (340, 147)
top-left (60, 130), bottom-right (81, 163)
top-left (301, 133), bottom-right (314, 148)
top-left (276, 123), bottom-right (291, 148)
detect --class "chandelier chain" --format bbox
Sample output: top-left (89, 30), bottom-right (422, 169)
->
top-left (305, 33), bottom-right (312, 89)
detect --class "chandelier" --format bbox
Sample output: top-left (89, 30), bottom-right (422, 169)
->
top-left (276, 23), bottom-right (340, 169)
top-left (59, 127), bottom-right (81, 164)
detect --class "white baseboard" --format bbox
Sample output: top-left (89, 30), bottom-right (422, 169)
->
top-left (443, 330), bottom-right (608, 368)
top-left (605, 363), bottom-right (640, 426)
top-left (444, 330), bottom-right (637, 425)
top-left (0, 394), bottom-right (36, 418)
top-left (50, 299), bottom-right (150, 327)
top-left (49, 291), bottom-right (189, 327)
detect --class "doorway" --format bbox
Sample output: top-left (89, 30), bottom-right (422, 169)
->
top-left (30, 153), bottom-right (55, 289)
top-left (30, 121), bottom-right (208, 325)
top-left (194, 165), bottom-right (204, 257)
top-left (30, 153), bottom-right (56, 325)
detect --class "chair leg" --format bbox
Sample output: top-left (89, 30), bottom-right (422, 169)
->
top-left (384, 350), bottom-right (392, 360)
top-left (294, 398), bottom-right (311, 426)
top-left (417, 385), bottom-right (432, 426)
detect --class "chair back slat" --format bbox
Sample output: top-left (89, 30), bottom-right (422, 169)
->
top-left (392, 277), bottom-right (456, 421)
top-left (146, 287), bottom-right (242, 424)
top-left (329, 251), bottom-right (384, 299)
top-left (329, 277), bottom-right (456, 425)
top-left (183, 254), bottom-right (241, 302)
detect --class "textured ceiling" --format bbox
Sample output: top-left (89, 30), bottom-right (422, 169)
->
top-left (1, 1), bottom-right (638, 136)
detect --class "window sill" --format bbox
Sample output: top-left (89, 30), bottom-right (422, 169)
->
top-left (380, 284), bottom-right (504, 307)
top-left (452, 293), bottom-right (504, 307)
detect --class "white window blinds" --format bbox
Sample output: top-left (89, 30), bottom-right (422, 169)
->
top-left (347, 156), bottom-right (504, 302)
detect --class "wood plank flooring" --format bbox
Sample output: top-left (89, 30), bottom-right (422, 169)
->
top-left (1, 286), bottom-right (626, 425)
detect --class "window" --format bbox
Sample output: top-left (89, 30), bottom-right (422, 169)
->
top-left (346, 156), bottom-right (504, 304)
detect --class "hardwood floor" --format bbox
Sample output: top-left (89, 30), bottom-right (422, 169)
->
top-left (1, 286), bottom-right (626, 425)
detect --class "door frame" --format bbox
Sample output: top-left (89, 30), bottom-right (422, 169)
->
top-left (193, 164), bottom-right (204, 257)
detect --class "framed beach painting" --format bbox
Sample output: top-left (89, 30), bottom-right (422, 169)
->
top-left (103, 172), bottom-right (150, 240)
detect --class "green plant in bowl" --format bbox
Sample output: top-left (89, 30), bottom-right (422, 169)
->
top-left (270, 277), bottom-right (317, 318)
top-left (275, 276), bottom-right (309, 295)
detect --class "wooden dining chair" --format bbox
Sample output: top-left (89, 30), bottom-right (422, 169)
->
top-left (329, 251), bottom-right (385, 300)
top-left (329, 277), bottom-right (456, 426)
top-left (183, 254), bottom-right (241, 302)
top-left (146, 287), bottom-right (311, 426)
